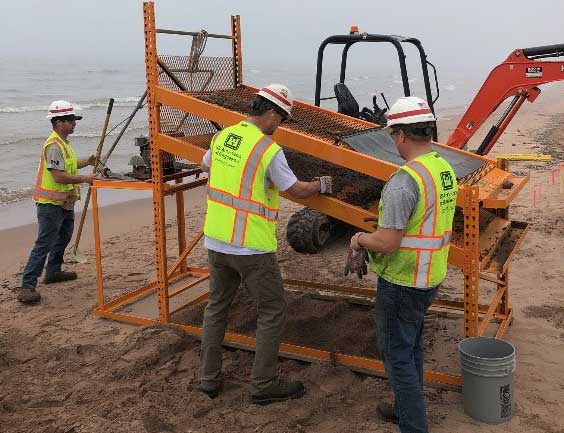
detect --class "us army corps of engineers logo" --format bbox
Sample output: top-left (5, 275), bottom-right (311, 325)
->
top-left (440, 171), bottom-right (454, 190)
top-left (224, 133), bottom-right (243, 150)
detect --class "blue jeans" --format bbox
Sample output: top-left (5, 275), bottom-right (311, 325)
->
top-left (21, 203), bottom-right (75, 289)
top-left (375, 277), bottom-right (439, 433)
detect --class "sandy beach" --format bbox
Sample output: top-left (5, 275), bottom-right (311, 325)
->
top-left (1, 89), bottom-right (564, 433)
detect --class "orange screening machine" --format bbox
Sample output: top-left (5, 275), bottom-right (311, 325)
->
top-left (90, 3), bottom-right (529, 387)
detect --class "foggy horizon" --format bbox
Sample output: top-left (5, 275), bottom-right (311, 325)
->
top-left (2, 0), bottom-right (563, 76)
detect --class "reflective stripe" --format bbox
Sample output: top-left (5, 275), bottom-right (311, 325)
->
top-left (239, 135), bottom-right (274, 199)
top-left (400, 232), bottom-right (452, 250)
top-left (231, 210), bottom-right (247, 246)
top-left (405, 160), bottom-right (439, 286)
top-left (209, 134), bottom-right (277, 245)
top-left (208, 187), bottom-right (278, 220)
top-left (259, 87), bottom-right (291, 107)
top-left (32, 188), bottom-right (70, 200)
top-left (45, 138), bottom-right (70, 159)
top-left (407, 160), bottom-right (437, 235)
top-left (33, 132), bottom-right (77, 205)
top-left (32, 147), bottom-right (72, 203)
top-left (387, 108), bottom-right (432, 120)
top-left (416, 251), bottom-right (432, 288)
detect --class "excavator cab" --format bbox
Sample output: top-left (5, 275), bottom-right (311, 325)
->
top-left (314, 30), bottom-right (440, 135)
top-left (286, 29), bottom-right (442, 254)
top-left (333, 83), bottom-right (388, 124)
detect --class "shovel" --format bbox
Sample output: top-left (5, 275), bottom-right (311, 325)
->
top-left (69, 98), bottom-right (114, 263)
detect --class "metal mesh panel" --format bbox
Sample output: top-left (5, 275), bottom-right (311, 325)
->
top-left (193, 87), bottom-right (374, 146)
top-left (157, 55), bottom-right (231, 153)
top-left (159, 105), bottom-right (220, 140)
top-left (158, 55), bottom-right (235, 92)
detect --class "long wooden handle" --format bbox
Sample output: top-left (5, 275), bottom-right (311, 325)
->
top-left (73, 98), bottom-right (114, 255)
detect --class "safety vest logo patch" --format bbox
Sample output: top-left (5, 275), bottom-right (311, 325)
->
top-left (440, 171), bottom-right (454, 190)
top-left (224, 133), bottom-right (243, 151)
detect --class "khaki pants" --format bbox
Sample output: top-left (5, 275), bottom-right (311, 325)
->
top-left (200, 250), bottom-right (287, 394)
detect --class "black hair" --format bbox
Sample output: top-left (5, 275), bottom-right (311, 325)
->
top-left (393, 122), bottom-right (435, 142)
top-left (50, 115), bottom-right (75, 127)
top-left (249, 95), bottom-right (287, 119)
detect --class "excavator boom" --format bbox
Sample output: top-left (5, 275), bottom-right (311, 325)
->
top-left (447, 43), bottom-right (564, 154)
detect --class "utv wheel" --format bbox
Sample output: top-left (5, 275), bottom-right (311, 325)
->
top-left (286, 208), bottom-right (333, 254)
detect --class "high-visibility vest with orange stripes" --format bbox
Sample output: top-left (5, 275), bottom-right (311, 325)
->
top-left (32, 131), bottom-right (79, 206)
top-left (203, 121), bottom-right (281, 252)
top-left (369, 151), bottom-right (458, 288)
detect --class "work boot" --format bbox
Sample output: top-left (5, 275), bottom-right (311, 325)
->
top-left (376, 402), bottom-right (399, 424)
top-left (43, 271), bottom-right (77, 284)
top-left (251, 378), bottom-right (306, 406)
top-left (17, 288), bottom-right (41, 304)
top-left (200, 381), bottom-right (223, 399)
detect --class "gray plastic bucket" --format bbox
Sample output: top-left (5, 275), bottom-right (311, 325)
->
top-left (458, 337), bottom-right (516, 423)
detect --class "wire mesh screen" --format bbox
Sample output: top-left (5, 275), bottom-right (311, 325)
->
top-left (194, 87), bottom-right (375, 146)
top-left (158, 55), bottom-right (235, 92)
top-left (157, 55), bottom-right (231, 151)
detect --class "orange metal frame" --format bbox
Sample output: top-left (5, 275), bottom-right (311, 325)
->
top-left (92, 2), bottom-right (528, 389)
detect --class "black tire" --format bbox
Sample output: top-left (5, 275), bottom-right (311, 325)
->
top-left (286, 208), bottom-right (334, 254)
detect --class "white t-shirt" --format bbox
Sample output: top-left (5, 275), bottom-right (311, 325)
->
top-left (203, 145), bottom-right (298, 255)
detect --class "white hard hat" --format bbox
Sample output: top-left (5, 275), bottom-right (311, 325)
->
top-left (46, 100), bottom-right (83, 120)
top-left (386, 96), bottom-right (435, 127)
top-left (257, 84), bottom-right (294, 116)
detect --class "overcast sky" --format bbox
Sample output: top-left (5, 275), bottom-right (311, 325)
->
top-left (2, 0), bottom-right (563, 78)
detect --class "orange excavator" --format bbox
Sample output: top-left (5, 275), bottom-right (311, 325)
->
top-left (446, 43), bottom-right (564, 154)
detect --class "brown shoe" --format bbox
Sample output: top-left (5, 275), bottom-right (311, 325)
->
top-left (44, 271), bottom-right (77, 284)
top-left (17, 288), bottom-right (41, 304)
top-left (377, 402), bottom-right (399, 424)
top-left (252, 379), bottom-right (305, 406)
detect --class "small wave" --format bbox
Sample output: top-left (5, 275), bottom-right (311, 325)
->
top-left (86, 69), bottom-right (122, 74)
top-left (0, 124), bottom-right (147, 146)
top-left (0, 187), bottom-right (32, 206)
top-left (0, 96), bottom-right (145, 114)
top-left (0, 105), bottom-right (45, 113)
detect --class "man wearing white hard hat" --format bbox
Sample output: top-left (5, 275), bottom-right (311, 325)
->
top-left (346, 97), bottom-right (458, 433)
top-left (17, 101), bottom-right (97, 305)
top-left (199, 84), bottom-right (332, 405)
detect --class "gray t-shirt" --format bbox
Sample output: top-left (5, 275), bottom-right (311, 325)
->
top-left (203, 147), bottom-right (298, 255)
top-left (44, 143), bottom-right (75, 210)
top-left (378, 170), bottom-right (419, 230)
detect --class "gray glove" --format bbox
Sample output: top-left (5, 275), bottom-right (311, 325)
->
top-left (344, 248), bottom-right (368, 279)
top-left (319, 176), bottom-right (333, 194)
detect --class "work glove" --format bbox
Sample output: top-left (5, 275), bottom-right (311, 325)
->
top-left (344, 248), bottom-right (368, 279)
top-left (318, 176), bottom-right (333, 194)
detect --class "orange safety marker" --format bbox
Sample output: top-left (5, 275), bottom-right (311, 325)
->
top-left (560, 162), bottom-right (564, 195)
top-left (551, 168), bottom-right (558, 185)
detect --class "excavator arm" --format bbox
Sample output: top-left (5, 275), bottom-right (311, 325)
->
top-left (447, 43), bottom-right (564, 154)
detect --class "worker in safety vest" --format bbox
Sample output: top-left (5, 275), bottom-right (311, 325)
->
top-left (346, 97), bottom-right (458, 433)
top-left (199, 84), bottom-right (332, 405)
top-left (17, 101), bottom-right (96, 305)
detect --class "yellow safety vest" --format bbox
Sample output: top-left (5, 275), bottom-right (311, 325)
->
top-left (32, 131), bottom-right (80, 206)
top-left (369, 151), bottom-right (458, 288)
top-left (203, 121), bottom-right (282, 252)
